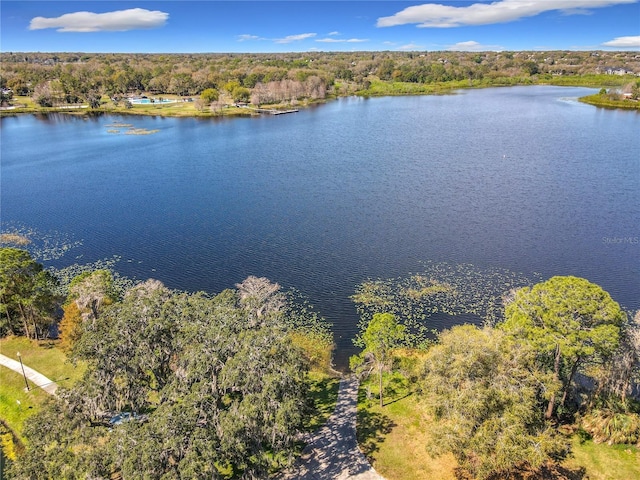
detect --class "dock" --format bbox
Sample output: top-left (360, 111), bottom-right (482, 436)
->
top-left (236, 105), bottom-right (299, 115)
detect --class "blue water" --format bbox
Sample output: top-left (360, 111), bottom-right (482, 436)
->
top-left (1, 86), bottom-right (638, 367)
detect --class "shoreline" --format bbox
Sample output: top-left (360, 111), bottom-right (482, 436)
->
top-left (1, 82), bottom-right (638, 119)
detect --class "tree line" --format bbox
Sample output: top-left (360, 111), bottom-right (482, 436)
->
top-left (1, 50), bottom-right (638, 108)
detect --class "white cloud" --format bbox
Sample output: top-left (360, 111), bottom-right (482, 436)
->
top-left (398, 43), bottom-right (424, 51)
top-left (29, 8), bottom-right (168, 32)
top-left (237, 34), bottom-right (262, 42)
top-left (602, 35), bottom-right (640, 48)
top-left (377, 0), bottom-right (636, 28)
top-left (275, 33), bottom-right (316, 44)
top-left (447, 41), bottom-right (504, 51)
top-left (328, 31), bottom-right (340, 36)
top-left (316, 38), bottom-right (368, 43)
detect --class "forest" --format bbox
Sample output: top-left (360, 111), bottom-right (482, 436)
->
top-left (1, 50), bottom-right (639, 112)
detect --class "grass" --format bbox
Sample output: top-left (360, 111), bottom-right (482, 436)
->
top-left (566, 437), bottom-right (640, 480)
top-left (355, 373), bottom-right (640, 480)
top-left (361, 79), bottom-right (463, 97)
top-left (304, 371), bottom-right (340, 431)
top-left (0, 336), bottom-right (85, 388)
top-left (578, 94), bottom-right (640, 110)
top-left (356, 376), bottom-right (457, 480)
top-left (0, 367), bottom-right (50, 437)
top-left (0, 336), bottom-right (85, 437)
top-left (1, 95), bottom-right (251, 118)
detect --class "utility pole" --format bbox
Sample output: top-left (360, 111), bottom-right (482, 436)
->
top-left (16, 352), bottom-right (30, 391)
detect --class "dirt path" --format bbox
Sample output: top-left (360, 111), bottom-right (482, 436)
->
top-left (0, 353), bottom-right (58, 395)
top-left (277, 376), bottom-right (384, 479)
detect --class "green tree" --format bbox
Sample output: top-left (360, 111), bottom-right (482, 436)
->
top-left (85, 89), bottom-right (101, 108)
top-left (15, 276), bottom-right (314, 478)
top-left (500, 276), bottom-right (625, 419)
top-left (8, 397), bottom-right (112, 479)
top-left (168, 72), bottom-right (195, 96)
top-left (0, 87), bottom-right (13, 106)
top-left (633, 80), bottom-right (640, 100)
top-left (232, 86), bottom-right (251, 103)
top-left (199, 87), bottom-right (219, 105)
top-left (421, 325), bottom-right (567, 480)
top-left (32, 82), bottom-right (54, 107)
top-left (589, 309), bottom-right (640, 408)
top-left (351, 312), bottom-right (405, 407)
top-left (71, 279), bottom-right (175, 414)
top-left (523, 60), bottom-right (540, 75)
top-left (0, 248), bottom-right (59, 339)
top-left (59, 270), bottom-right (116, 351)
top-left (223, 80), bottom-right (241, 94)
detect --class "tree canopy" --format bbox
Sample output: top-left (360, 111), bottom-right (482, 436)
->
top-left (499, 276), bottom-right (626, 418)
top-left (59, 269), bottom-right (116, 351)
top-left (351, 312), bottom-right (405, 407)
top-left (420, 324), bottom-right (567, 479)
top-left (2, 50), bottom-right (638, 111)
top-left (10, 276), bottom-right (333, 479)
top-left (0, 247), bottom-right (59, 339)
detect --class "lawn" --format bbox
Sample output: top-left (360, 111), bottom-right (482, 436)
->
top-left (3, 95), bottom-right (265, 118)
top-left (567, 437), bottom-right (640, 480)
top-left (0, 368), bottom-right (50, 437)
top-left (356, 377), bottom-right (457, 480)
top-left (0, 336), bottom-right (85, 436)
top-left (356, 377), bottom-right (640, 480)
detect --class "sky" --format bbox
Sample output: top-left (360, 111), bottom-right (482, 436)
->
top-left (1, 0), bottom-right (639, 53)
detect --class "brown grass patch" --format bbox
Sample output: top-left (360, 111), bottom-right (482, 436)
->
top-left (0, 233), bottom-right (31, 246)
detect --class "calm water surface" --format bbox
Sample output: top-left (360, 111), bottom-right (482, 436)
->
top-left (2, 86), bottom-right (638, 367)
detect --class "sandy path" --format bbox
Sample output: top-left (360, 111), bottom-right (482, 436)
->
top-left (276, 376), bottom-right (384, 479)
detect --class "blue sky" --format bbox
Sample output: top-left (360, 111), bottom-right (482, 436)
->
top-left (2, 1), bottom-right (639, 53)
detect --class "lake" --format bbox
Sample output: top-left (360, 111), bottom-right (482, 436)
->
top-left (1, 86), bottom-right (638, 368)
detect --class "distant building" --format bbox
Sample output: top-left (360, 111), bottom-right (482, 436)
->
top-left (602, 66), bottom-right (632, 75)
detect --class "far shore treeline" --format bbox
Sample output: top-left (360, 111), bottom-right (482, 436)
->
top-left (1, 50), bottom-right (639, 115)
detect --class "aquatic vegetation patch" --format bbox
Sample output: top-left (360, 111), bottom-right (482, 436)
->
top-left (48, 255), bottom-right (138, 299)
top-left (105, 123), bottom-right (159, 135)
top-left (124, 128), bottom-right (160, 135)
top-left (353, 261), bottom-right (541, 346)
top-left (0, 225), bottom-right (135, 298)
top-left (0, 232), bottom-right (31, 246)
top-left (0, 223), bottom-right (82, 261)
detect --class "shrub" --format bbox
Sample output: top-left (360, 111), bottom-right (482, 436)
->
top-left (581, 410), bottom-right (640, 446)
